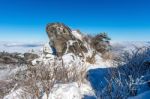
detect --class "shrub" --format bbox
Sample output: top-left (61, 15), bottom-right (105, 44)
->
top-left (96, 46), bottom-right (150, 99)
top-left (7, 57), bottom-right (87, 98)
top-left (91, 32), bottom-right (111, 54)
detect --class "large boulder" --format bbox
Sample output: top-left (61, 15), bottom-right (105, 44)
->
top-left (24, 53), bottom-right (39, 64)
top-left (46, 22), bottom-right (87, 57)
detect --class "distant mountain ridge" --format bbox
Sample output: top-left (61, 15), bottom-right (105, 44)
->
top-left (0, 41), bottom-right (44, 53)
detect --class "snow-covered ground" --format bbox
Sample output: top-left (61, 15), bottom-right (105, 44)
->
top-left (0, 64), bottom-right (27, 80)
top-left (1, 41), bottom-right (150, 99)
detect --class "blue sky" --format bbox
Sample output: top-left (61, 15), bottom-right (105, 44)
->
top-left (0, 0), bottom-right (150, 42)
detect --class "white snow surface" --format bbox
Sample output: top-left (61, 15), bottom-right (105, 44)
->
top-left (72, 30), bottom-right (83, 41)
top-left (42, 42), bottom-right (53, 54)
top-left (48, 83), bottom-right (94, 99)
top-left (42, 83), bottom-right (82, 99)
top-left (4, 87), bottom-right (35, 99)
top-left (4, 82), bottom-right (94, 99)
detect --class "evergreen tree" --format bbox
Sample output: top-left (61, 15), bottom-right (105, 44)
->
top-left (91, 32), bottom-right (111, 54)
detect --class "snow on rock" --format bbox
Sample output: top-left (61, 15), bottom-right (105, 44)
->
top-left (43, 42), bottom-right (53, 54)
top-left (72, 30), bottom-right (83, 41)
top-left (62, 53), bottom-right (85, 67)
top-left (31, 42), bottom-right (56, 65)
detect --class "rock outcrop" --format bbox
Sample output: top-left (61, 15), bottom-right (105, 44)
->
top-left (0, 52), bottom-right (38, 65)
top-left (32, 22), bottom-right (104, 66)
top-left (46, 22), bottom-right (88, 57)
top-left (24, 53), bottom-right (39, 64)
top-left (0, 52), bottom-right (25, 64)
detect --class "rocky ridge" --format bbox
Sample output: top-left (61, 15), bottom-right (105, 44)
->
top-left (32, 22), bottom-right (102, 66)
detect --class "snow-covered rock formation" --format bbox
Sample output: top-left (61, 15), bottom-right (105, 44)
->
top-left (32, 23), bottom-right (103, 66)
